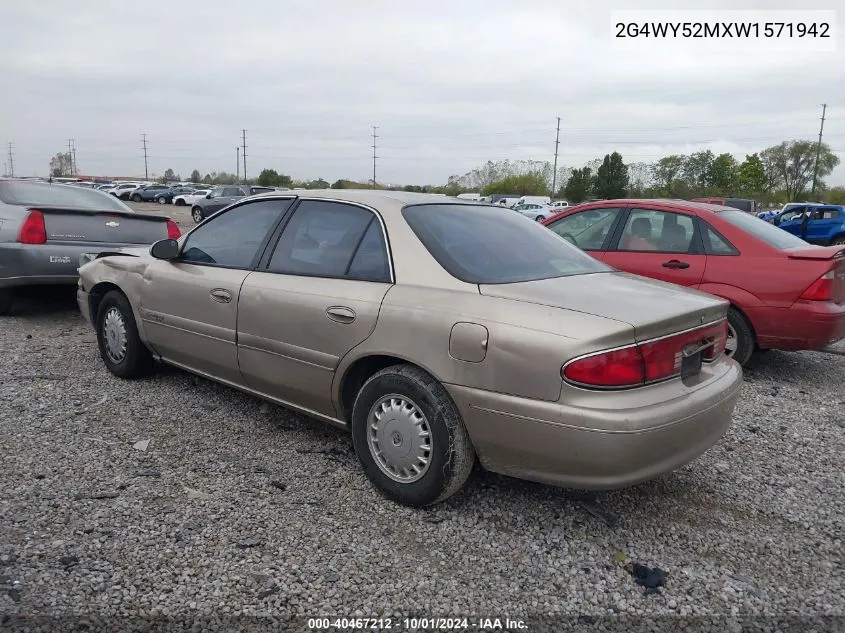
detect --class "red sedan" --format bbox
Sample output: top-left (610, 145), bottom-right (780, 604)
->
top-left (542, 199), bottom-right (845, 365)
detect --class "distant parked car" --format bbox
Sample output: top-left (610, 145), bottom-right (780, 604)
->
top-left (108, 183), bottom-right (143, 200)
top-left (772, 204), bottom-right (845, 246)
top-left (129, 184), bottom-right (172, 202)
top-left (690, 197), bottom-right (758, 214)
top-left (0, 179), bottom-right (180, 316)
top-left (173, 189), bottom-right (211, 207)
top-left (543, 199), bottom-right (845, 365)
top-left (190, 184), bottom-right (276, 223)
top-left (512, 203), bottom-right (551, 222)
top-left (147, 186), bottom-right (197, 205)
top-left (76, 190), bottom-right (741, 506)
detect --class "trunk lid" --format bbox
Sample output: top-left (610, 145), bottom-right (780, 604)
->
top-left (788, 246), bottom-right (845, 304)
top-left (786, 245), bottom-right (845, 261)
top-left (480, 271), bottom-right (728, 342)
top-left (40, 208), bottom-right (170, 245)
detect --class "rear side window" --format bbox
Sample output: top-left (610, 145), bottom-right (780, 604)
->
top-left (267, 200), bottom-right (390, 282)
top-left (719, 210), bottom-right (810, 250)
top-left (402, 203), bottom-right (609, 284)
top-left (0, 181), bottom-right (133, 212)
top-left (701, 223), bottom-right (739, 255)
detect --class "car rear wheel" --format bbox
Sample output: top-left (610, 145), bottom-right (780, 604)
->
top-left (351, 364), bottom-right (475, 507)
top-left (0, 289), bottom-right (14, 316)
top-left (726, 307), bottom-right (754, 366)
top-left (157, 196), bottom-right (167, 204)
top-left (96, 290), bottom-right (154, 379)
top-left (131, 194), bottom-right (141, 202)
top-left (175, 199), bottom-right (186, 206)
top-left (832, 236), bottom-right (845, 246)
top-left (191, 207), bottom-right (204, 223)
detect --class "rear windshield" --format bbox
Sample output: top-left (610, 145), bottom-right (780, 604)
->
top-left (0, 180), bottom-right (133, 212)
top-left (402, 203), bottom-right (609, 284)
top-left (718, 210), bottom-right (810, 250)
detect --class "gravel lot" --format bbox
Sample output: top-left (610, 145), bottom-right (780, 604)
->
top-left (1, 204), bottom-right (843, 631)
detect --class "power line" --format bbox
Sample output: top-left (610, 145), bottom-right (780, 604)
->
top-left (372, 126), bottom-right (379, 189)
top-left (551, 116), bottom-right (561, 196)
top-left (811, 103), bottom-right (827, 197)
top-left (141, 133), bottom-right (149, 180)
top-left (241, 129), bottom-right (247, 182)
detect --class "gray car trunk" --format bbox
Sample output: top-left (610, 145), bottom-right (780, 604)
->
top-left (42, 209), bottom-right (169, 244)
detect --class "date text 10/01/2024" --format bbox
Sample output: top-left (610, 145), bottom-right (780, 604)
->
top-left (307, 617), bottom-right (528, 630)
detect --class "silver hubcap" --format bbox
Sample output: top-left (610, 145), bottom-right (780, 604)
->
top-left (725, 323), bottom-right (738, 357)
top-left (102, 307), bottom-right (128, 363)
top-left (193, 210), bottom-right (202, 221)
top-left (367, 395), bottom-right (432, 483)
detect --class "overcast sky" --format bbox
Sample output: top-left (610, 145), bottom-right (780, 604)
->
top-left (1, 0), bottom-right (843, 186)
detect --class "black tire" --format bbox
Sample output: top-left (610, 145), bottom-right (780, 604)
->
top-left (175, 199), bottom-right (186, 206)
top-left (0, 289), bottom-right (14, 316)
top-left (131, 194), bottom-right (141, 202)
top-left (727, 306), bottom-right (755, 367)
top-left (192, 207), bottom-right (204, 223)
top-left (95, 290), bottom-right (154, 379)
top-left (351, 364), bottom-right (475, 507)
top-left (535, 215), bottom-right (546, 222)
top-left (831, 235), bottom-right (845, 246)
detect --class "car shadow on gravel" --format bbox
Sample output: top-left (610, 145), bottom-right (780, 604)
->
top-left (5, 286), bottom-right (81, 317)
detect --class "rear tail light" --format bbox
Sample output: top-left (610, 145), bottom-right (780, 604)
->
top-left (18, 210), bottom-right (47, 244)
top-left (799, 270), bottom-right (834, 301)
top-left (166, 219), bottom-right (181, 239)
top-left (562, 320), bottom-right (728, 389)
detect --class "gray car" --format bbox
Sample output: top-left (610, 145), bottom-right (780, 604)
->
top-left (191, 184), bottom-right (276, 223)
top-left (0, 179), bottom-right (181, 315)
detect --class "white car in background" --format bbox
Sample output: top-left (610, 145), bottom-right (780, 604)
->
top-left (172, 188), bottom-right (211, 206)
top-left (106, 183), bottom-right (144, 200)
top-left (512, 203), bottom-right (553, 222)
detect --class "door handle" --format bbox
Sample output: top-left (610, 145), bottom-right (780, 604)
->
top-left (662, 260), bottom-right (690, 269)
top-left (210, 288), bottom-right (232, 303)
top-left (326, 306), bottom-right (356, 324)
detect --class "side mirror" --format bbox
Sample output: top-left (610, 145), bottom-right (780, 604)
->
top-left (150, 238), bottom-right (180, 260)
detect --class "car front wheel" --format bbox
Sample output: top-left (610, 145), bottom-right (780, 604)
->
top-left (175, 199), bottom-right (186, 206)
top-left (96, 290), bottom-right (155, 379)
top-left (726, 306), bottom-right (754, 366)
top-left (131, 194), bottom-right (142, 202)
top-left (157, 196), bottom-right (167, 204)
top-left (351, 364), bottom-right (476, 507)
top-left (191, 207), bottom-right (204, 223)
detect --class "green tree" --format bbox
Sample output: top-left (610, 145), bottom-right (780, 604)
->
top-left (760, 140), bottom-right (840, 201)
top-left (709, 153), bottom-right (738, 193)
top-left (651, 155), bottom-right (686, 192)
top-left (162, 168), bottom-right (179, 182)
top-left (258, 168), bottom-right (282, 187)
top-left (824, 186), bottom-right (845, 205)
top-left (49, 152), bottom-right (73, 177)
top-left (683, 150), bottom-right (715, 190)
top-left (482, 172), bottom-right (549, 196)
top-left (594, 152), bottom-right (629, 199)
top-left (189, 169), bottom-right (201, 183)
top-left (736, 154), bottom-right (767, 197)
top-left (564, 167), bottom-right (593, 203)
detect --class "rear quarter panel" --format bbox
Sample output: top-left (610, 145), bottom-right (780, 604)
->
top-left (333, 284), bottom-right (638, 408)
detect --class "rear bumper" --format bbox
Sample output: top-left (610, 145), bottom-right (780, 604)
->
top-left (0, 243), bottom-right (149, 290)
top-left (752, 301), bottom-right (845, 350)
top-left (446, 358), bottom-right (742, 490)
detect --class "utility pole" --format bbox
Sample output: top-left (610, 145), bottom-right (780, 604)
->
top-left (551, 117), bottom-right (561, 197)
top-left (141, 133), bottom-right (149, 181)
top-left (241, 129), bottom-right (247, 183)
top-left (6, 143), bottom-right (13, 177)
top-left (810, 103), bottom-right (827, 198)
top-left (236, 146), bottom-right (240, 182)
top-left (71, 139), bottom-right (77, 175)
top-left (371, 126), bottom-right (378, 189)
top-left (67, 139), bottom-right (74, 176)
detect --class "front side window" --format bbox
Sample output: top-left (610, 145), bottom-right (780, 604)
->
top-left (547, 207), bottom-right (622, 250)
top-left (402, 203), bottom-right (608, 284)
top-left (180, 199), bottom-right (292, 268)
top-left (221, 187), bottom-right (242, 197)
top-left (617, 209), bottom-right (695, 253)
top-left (267, 200), bottom-right (390, 281)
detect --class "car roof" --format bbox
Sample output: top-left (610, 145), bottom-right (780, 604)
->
top-left (571, 198), bottom-right (731, 214)
top-left (251, 188), bottom-right (476, 211)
